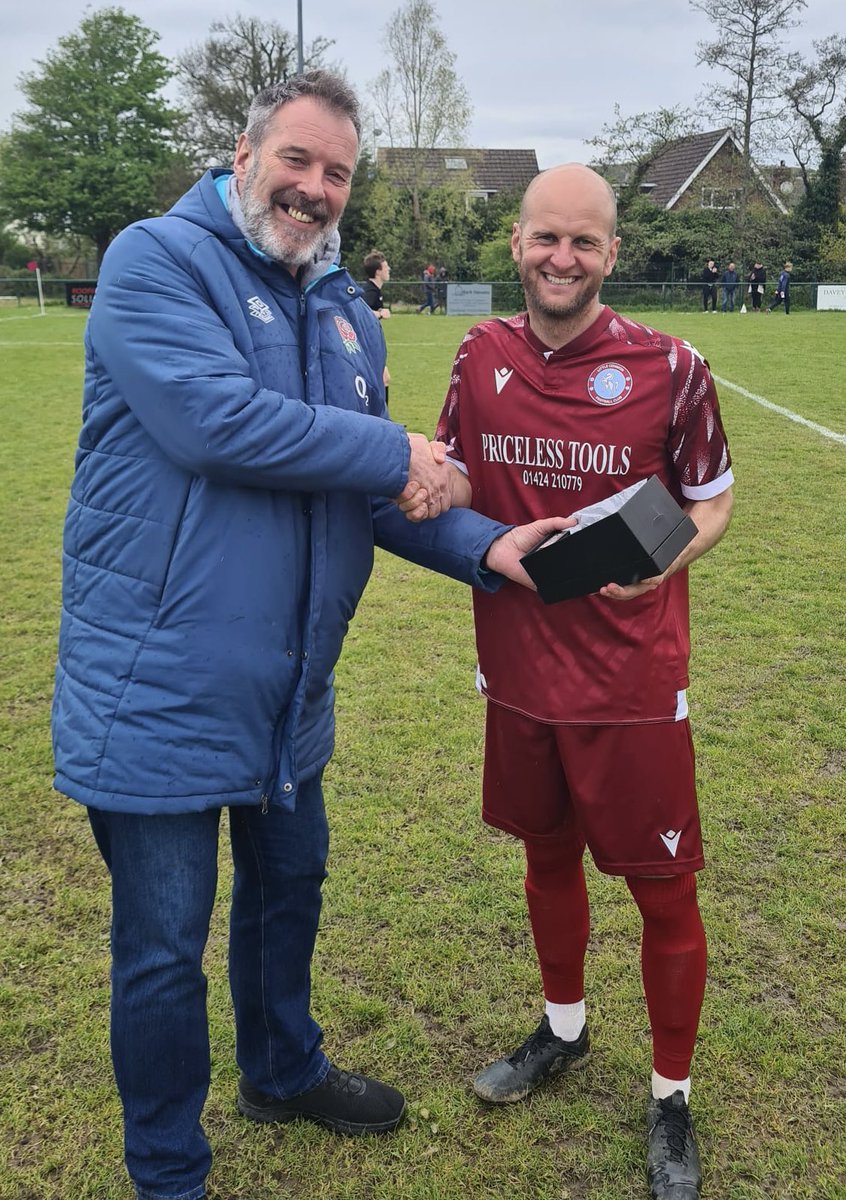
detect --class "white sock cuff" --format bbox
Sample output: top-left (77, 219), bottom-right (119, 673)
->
top-left (544, 999), bottom-right (586, 1042)
top-left (651, 1070), bottom-right (691, 1103)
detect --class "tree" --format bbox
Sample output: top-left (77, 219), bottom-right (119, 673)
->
top-left (371, 0), bottom-right (471, 250)
top-left (176, 16), bottom-right (335, 168)
top-left (818, 216), bottom-right (846, 278)
top-left (612, 195), bottom-right (788, 281)
top-left (477, 211), bottom-right (521, 282)
top-left (0, 8), bottom-right (182, 267)
top-left (783, 35), bottom-right (846, 238)
top-left (586, 104), bottom-right (703, 215)
top-left (337, 156), bottom-right (414, 280)
top-left (689, 0), bottom-right (807, 267)
top-left (0, 222), bottom-right (32, 271)
top-left (691, 0), bottom-right (807, 164)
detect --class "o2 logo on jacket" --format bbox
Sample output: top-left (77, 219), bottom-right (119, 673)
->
top-left (334, 315), bottom-right (360, 354)
top-left (355, 376), bottom-right (370, 407)
top-left (587, 362), bottom-right (633, 406)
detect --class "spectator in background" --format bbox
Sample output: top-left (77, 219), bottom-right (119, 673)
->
top-left (747, 262), bottom-right (767, 312)
top-left (720, 262), bottom-right (738, 312)
top-left (767, 262), bottom-right (793, 315)
top-left (436, 266), bottom-right (448, 313)
top-left (361, 250), bottom-right (392, 404)
top-left (701, 259), bottom-right (718, 312)
top-left (417, 264), bottom-right (437, 314)
top-left (361, 250), bottom-right (392, 321)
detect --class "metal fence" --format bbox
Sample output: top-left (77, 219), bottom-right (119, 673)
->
top-left (2, 277), bottom-right (843, 315)
top-left (0, 277), bottom-right (81, 307)
top-left (386, 278), bottom-right (844, 314)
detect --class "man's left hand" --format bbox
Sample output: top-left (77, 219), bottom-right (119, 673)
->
top-left (485, 517), bottom-right (576, 588)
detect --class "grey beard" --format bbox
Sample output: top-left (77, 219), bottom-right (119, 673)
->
top-left (240, 174), bottom-right (336, 267)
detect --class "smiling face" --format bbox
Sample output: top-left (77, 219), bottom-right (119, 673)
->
top-left (233, 96), bottom-right (358, 270)
top-left (512, 165), bottom-right (620, 347)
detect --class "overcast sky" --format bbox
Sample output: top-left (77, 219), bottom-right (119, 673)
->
top-left (1, 0), bottom-right (842, 167)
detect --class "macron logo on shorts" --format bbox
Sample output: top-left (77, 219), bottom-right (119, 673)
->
top-left (660, 829), bottom-right (682, 858)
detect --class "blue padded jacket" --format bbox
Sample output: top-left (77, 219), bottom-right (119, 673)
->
top-left (52, 169), bottom-right (506, 814)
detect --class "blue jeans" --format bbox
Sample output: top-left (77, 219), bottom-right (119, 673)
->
top-left (88, 776), bottom-right (330, 1200)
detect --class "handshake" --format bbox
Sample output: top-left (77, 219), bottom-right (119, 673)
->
top-left (396, 433), bottom-right (467, 522)
top-left (396, 433), bottom-right (577, 590)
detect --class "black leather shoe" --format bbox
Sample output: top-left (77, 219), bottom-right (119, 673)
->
top-left (473, 1015), bottom-right (589, 1103)
top-left (646, 1091), bottom-right (702, 1199)
top-left (238, 1064), bottom-right (405, 1135)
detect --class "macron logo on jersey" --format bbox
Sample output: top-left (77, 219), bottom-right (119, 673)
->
top-left (247, 295), bottom-right (274, 324)
top-left (660, 829), bottom-right (682, 858)
top-left (494, 366), bottom-right (513, 395)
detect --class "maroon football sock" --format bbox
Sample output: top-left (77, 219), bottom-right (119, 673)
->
top-left (524, 836), bottom-right (590, 1004)
top-left (626, 873), bottom-right (707, 1080)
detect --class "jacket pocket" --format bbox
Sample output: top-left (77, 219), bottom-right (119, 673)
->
top-left (155, 478), bottom-right (193, 609)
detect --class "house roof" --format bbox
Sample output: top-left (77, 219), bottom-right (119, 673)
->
top-left (376, 147), bottom-right (539, 193)
top-left (641, 128), bottom-right (788, 214)
top-left (644, 129), bottom-right (734, 207)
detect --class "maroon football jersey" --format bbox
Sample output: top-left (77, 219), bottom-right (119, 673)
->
top-left (436, 307), bottom-right (733, 725)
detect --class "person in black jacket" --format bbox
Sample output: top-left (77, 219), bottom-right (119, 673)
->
top-left (361, 250), bottom-right (391, 320)
top-left (362, 251), bottom-right (392, 402)
top-left (747, 262), bottom-right (767, 312)
top-left (701, 259), bottom-right (718, 312)
top-left (436, 266), bottom-right (448, 312)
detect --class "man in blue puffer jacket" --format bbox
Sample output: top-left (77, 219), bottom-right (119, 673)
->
top-left (52, 71), bottom-right (566, 1200)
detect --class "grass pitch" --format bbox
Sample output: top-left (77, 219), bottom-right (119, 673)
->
top-left (0, 306), bottom-right (844, 1199)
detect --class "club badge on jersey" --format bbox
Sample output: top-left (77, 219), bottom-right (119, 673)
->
top-left (587, 362), bottom-right (633, 407)
top-left (334, 315), bottom-right (360, 354)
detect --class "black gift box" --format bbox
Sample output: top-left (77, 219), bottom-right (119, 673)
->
top-left (520, 475), bottom-right (698, 604)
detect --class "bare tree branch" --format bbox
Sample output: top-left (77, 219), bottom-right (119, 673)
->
top-left (690, 0), bottom-right (806, 161)
top-left (176, 15), bottom-right (336, 168)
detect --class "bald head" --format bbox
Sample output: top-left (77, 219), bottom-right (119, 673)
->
top-left (511, 162), bottom-right (621, 348)
top-left (520, 163), bottom-right (618, 237)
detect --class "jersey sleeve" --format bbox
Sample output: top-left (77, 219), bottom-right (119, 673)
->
top-left (668, 340), bottom-right (733, 500)
top-left (435, 334), bottom-right (473, 468)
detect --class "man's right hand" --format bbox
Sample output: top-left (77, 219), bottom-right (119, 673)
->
top-left (399, 434), bottom-right (453, 519)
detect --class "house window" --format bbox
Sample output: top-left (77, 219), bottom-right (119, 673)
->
top-left (464, 189), bottom-right (490, 210)
top-left (445, 156), bottom-right (468, 170)
top-left (701, 187), bottom-right (741, 210)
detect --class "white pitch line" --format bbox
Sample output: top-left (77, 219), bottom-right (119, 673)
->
top-left (0, 311), bottom-right (85, 322)
top-left (1, 340), bottom-right (81, 346)
top-left (713, 373), bottom-right (846, 446)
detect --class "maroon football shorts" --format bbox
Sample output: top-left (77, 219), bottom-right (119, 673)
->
top-left (482, 701), bottom-right (704, 876)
